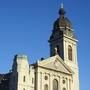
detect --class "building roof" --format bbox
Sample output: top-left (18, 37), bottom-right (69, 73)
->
top-left (36, 55), bottom-right (73, 75)
top-left (0, 73), bottom-right (11, 90)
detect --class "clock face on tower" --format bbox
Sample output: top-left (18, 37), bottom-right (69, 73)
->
top-left (66, 30), bottom-right (73, 37)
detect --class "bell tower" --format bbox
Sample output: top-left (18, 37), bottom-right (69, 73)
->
top-left (49, 4), bottom-right (75, 59)
top-left (49, 4), bottom-right (79, 90)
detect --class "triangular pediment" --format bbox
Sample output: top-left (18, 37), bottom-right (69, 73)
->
top-left (37, 55), bottom-right (73, 75)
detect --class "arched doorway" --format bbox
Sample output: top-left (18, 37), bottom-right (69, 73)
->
top-left (53, 79), bottom-right (58, 90)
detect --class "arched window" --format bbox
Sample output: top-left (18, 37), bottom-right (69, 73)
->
top-left (53, 79), bottom-right (58, 90)
top-left (44, 84), bottom-right (48, 90)
top-left (68, 45), bottom-right (72, 61)
top-left (23, 88), bottom-right (25, 90)
top-left (62, 87), bottom-right (66, 90)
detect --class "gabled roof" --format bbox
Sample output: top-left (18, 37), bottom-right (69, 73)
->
top-left (37, 55), bottom-right (73, 75)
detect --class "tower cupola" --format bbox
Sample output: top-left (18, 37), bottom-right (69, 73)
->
top-left (49, 4), bottom-right (76, 58)
top-left (53, 4), bottom-right (72, 30)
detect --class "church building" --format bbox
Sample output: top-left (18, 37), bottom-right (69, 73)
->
top-left (0, 4), bottom-right (80, 90)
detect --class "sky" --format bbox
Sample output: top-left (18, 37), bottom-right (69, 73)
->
top-left (0, 0), bottom-right (90, 90)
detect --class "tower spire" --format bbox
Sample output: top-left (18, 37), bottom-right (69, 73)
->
top-left (61, 3), bottom-right (64, 8)
top-left (59, 3), bottom-right (66, 16)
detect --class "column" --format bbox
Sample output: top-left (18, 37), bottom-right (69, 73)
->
top-left (58, 76), bottom-right (61, 90)
top-left (49, 74), bottom-right (52, 90)
top-left (42, 72), bottom-right (45, 90)
top-left (69, 79), bottom-right (71, 90)
top-left (67, 78), bottom-right (69, 90)
top-left (36, 72), bottom-right (41, 90)
top-left (60, 76), bottom-right (63, 90)
top-left (40, 72), bottom-right (42, 90)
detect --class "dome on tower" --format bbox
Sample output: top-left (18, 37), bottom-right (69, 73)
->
top-left (53, 17), bottom-right (72, 30)
top-left (53, 4), bottom-right (72, 30)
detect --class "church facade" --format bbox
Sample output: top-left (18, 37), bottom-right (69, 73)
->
top-left (0, 5), bottom-right (80, 90)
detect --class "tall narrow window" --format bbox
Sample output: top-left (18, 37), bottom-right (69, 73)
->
top-left (44, 84), bottom-right (48, 90)
top-left (68, 45), bottom-right (72, 61)
top-left (23, 76), bottom-right (26, 82)
top-left (53, 79), bottom-right (58, 90)
top-left (32, 78), bottom-right (34, 84)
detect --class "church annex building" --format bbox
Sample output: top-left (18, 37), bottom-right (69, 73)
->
top-left (0, 4), bottom-right (80, 90)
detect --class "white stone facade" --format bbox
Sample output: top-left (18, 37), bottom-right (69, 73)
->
top-left (9, 53), bottom-right (79, 90)
top-left (9, 5), bottom-right (80, 90)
